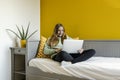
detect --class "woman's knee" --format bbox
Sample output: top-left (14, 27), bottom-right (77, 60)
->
top-left (60, 51), bottom-right (67, 53)
top-left (59, 51), bottom-right (68, 55)
top-left (84, 49), bottom-right (96, 55)
top-left (60, 51), bottom-right (73, 61)
top-left (89, 49), bottom-right (96, 55)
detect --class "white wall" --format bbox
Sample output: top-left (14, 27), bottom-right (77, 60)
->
top-left (0, 0), bottom-right (40, 80)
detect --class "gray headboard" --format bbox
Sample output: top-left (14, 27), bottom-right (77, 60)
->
top-left (26, 40), bottom-right (40, 64)
top-left (26, 40), bottom-right (120, 64)
top-left (83, 40), bottom-right (120, 57)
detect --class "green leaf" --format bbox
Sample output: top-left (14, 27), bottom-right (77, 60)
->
top-left (25, 22), bottom-right (30, 39)
top-left (16, 25), bottom-right (23, 39)
top-left (6, 29), bottom-right (21, 39)
top-left (7, 22), bottom-right (37, 40)
top-left (26, 30), bottom-right (37, 39)
top-left (21, 25), bottom-right (25, 39)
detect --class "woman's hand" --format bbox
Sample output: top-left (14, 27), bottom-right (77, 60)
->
top-left (78, 48), bottom-right (84, 54)
top-left (55, 48), bottom-right (62, 53)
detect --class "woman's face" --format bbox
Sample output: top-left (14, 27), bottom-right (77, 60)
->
top-left (57, 26), bottom-right (64, 37)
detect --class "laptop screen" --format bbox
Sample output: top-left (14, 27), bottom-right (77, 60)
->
top-left (62, 40), bottom-right (84, 53)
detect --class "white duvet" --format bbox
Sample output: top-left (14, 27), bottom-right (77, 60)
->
top-left (29, 57), bottom-right (120, 80)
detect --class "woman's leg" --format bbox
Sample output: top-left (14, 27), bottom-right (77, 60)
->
top-left (71, 49), bottom-right (96, 63)
top-left (52, 51), bottom-right (73, 62)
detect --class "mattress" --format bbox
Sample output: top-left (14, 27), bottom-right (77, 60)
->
top-left (29, 57), bottom-right (120, 80)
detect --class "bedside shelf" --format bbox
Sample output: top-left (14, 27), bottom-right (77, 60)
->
top-left (15, 71), bottom-right (26, 75)
top-left (10, 47), bottom-right (26, 80)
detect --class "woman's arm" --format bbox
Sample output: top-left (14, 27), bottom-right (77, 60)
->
top-left (43, 42), bottom-right (56, 55)
top-left (43, 38), bottom-right (55, 55)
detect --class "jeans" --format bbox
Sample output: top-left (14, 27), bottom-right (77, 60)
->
top-left (52, 49), bottom-right (96, 63)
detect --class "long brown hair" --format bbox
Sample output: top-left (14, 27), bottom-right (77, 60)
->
top-left (48, 23), bottom-right (67, 47)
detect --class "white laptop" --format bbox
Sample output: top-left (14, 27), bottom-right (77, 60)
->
top-left (62, 39), bottom-right (84, 53)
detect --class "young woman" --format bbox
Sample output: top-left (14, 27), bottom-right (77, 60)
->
top-left (43, 23), bottom-right (95, 64)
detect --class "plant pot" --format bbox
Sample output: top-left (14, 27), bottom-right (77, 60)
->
top-left (20, 40), bottom-right (26, 48)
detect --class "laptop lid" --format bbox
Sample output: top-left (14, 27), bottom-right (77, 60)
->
top-left (62, 40), bottom-right (84, 53)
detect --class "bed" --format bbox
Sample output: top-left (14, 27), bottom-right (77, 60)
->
top-left (26, 40), bottom-right (120, 80)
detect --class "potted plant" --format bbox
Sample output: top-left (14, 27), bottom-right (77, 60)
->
top-left (6, 22), bottom-right (37, 48)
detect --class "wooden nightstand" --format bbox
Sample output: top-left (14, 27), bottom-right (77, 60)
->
top-left (10, 47), bottom-right (26, 80)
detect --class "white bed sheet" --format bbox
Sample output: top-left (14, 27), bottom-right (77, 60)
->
top-left (29, 57), bottom-right (120, 80)
top-left (29, 58), bottom-right (72, 76)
